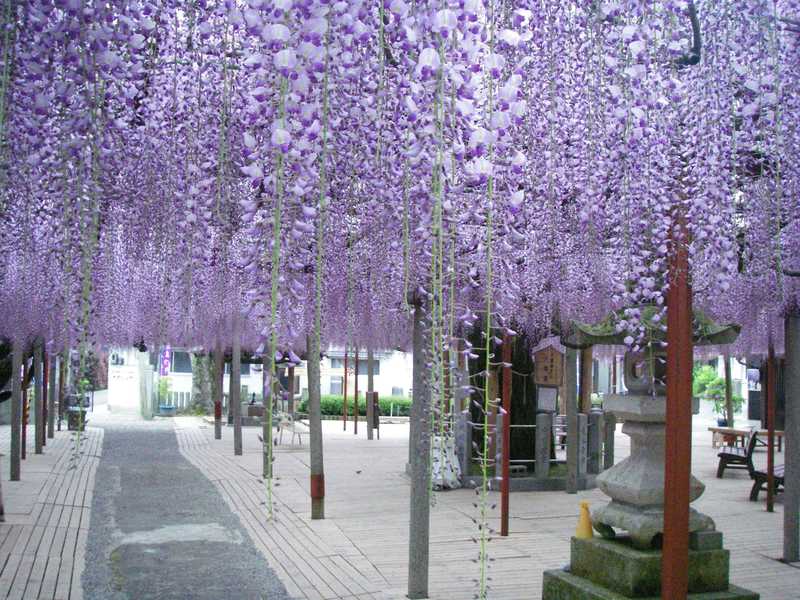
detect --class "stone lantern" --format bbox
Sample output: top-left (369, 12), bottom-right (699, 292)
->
top-left (542, 307), bottom-right (759, 600)
top-left (569, 306), bottom-right (740, 548)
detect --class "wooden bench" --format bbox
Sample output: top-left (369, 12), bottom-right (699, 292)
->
top-left (716, 428), bottom-right (758, 479)
top-left (708, 426), bottom-right (783, 452)
top-left (750, 464), bottom-right (785, 501)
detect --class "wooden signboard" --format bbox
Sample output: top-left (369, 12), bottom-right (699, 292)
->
top-left (534, 346), bottom-right (563, 387)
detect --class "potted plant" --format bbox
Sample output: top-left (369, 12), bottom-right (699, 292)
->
top-left (709, 390), bottom-right (745, 427)
top-left (692, 365), bottom-right (744, 427)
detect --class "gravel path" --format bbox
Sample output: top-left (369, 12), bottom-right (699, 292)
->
top-left (83, 416), bottom-right (290, 600)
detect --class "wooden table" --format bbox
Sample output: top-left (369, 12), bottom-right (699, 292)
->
top-left (708, 426), bottom-right (783, 451)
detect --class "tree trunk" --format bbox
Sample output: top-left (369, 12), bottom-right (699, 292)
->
top-left (353, 346), bottom-right (359, 435)
top-left (213, 349), bottom-right (224, 440)
top-left (723, 352), bottom-right (734, 427)
top-left (21, 359), bottom-right (28, 460)
top-left (287, 365), bottom-right (295, 415)
top-left (366, 347), bottom-right (375, 440)
top-left (784, 314), bottom-right (800, 562)
top-left (232, 317), bottom-right (242, 456)
top-left (191, 352), bottom-right (213, 412)
top-left (10, 342), bottom-right (21, 481)
top-left (47, 355), bottom-right (56, 439)
top-left (408, 301), bottom-right (431, 599)
top-left (566, 347), bottom-right (579, 493)
top-left (307, 333), bottom-right (325, 519)
top-left (262, 356), bottom-right (273, 479)
top-left (34, 342), bottom-right (43, 455)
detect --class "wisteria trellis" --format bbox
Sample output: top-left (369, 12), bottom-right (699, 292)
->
top-left (1, 0), bottom-right (799, 596)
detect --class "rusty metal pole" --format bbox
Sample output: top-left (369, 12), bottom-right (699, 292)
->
top-left (354, 346), bottom-right (359, 435)
top-left (500, 333), bottom-right (512, 537)
top-left (767, 342), bottom-right (776, 513)
top-left (343, 346), bottom-right (348, 431)
top-left (662, 216), bottom-right (692, 600)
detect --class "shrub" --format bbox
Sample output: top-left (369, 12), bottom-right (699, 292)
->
top-left (692, 365), bottom-right (718, 398)
top-left (298, 394), bottom-right (411, 417)
top-left (693, 364), bottom-right (744, 416)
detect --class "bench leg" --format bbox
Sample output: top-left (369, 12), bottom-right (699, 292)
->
top-left (716, 459), bottom-right (726, 479)
top-left (750, 479), bottom-right (763, 501)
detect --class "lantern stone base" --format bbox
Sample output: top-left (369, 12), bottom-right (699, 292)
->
top-left (592, 500), bottom-right (715, 550)
top-left (542, 537), bottom-right (759, 600)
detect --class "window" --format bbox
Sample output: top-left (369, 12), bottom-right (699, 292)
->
top-left (171, 351), bottom-right (192, 373)
top-left (358, 359), bottom-right (379, 376)
top-left (330, 358), bottom-right (344, 369)
top-left (391, 386), bottom-right (403, 397)
top-left (330, 376), bottom-right (343, 395)
top-left (224, 362), bottom-right (251, 375)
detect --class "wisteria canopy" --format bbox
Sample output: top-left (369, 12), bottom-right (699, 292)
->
top-left (0, 0), bottom-right (798, 358)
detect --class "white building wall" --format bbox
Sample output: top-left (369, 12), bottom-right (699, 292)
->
top-left (108, 347), bottom-right (143, 414)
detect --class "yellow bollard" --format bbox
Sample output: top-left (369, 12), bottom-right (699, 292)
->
top-left (575, 500), bottom-right (593, 539)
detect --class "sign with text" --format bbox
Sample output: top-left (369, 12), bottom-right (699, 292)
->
top-left (534, 346), bottom-right (563, 386)
top-left (160, 346), bottom-right (171, 376)
top-left (537, 386), bottom-right (558, 412)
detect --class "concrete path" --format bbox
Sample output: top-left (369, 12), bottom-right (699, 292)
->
top-left (83, 417), bottom-right (290, 600)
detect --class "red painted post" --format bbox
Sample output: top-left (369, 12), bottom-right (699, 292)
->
top-left (662, 215), bottom-right (692, 600)
top-left (767, 343), bottom-right (776, 513)
top-left (343, 347), bottom-right (348, 431)
top-left (500, 333), bottom-right (512, 537)
top-left (354, 346), bottom-right (359, 435)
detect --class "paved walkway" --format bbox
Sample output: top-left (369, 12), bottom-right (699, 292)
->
top-left (175, 417), bottom-right (800, 600)
top-left (3, 409), bottom-right (800, 600)
top-left (0, 424), bottom-right (100, 600)
top-left (82, 415), bottom-right (290, 600)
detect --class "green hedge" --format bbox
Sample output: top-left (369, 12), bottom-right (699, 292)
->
top-left (298, 395), bottom-right (411, 417)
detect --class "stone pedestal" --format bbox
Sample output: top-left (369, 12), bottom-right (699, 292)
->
top-left (543, 535), bottom-right (758, 600)
top-left (593, 416), bottom-right (712, 548)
